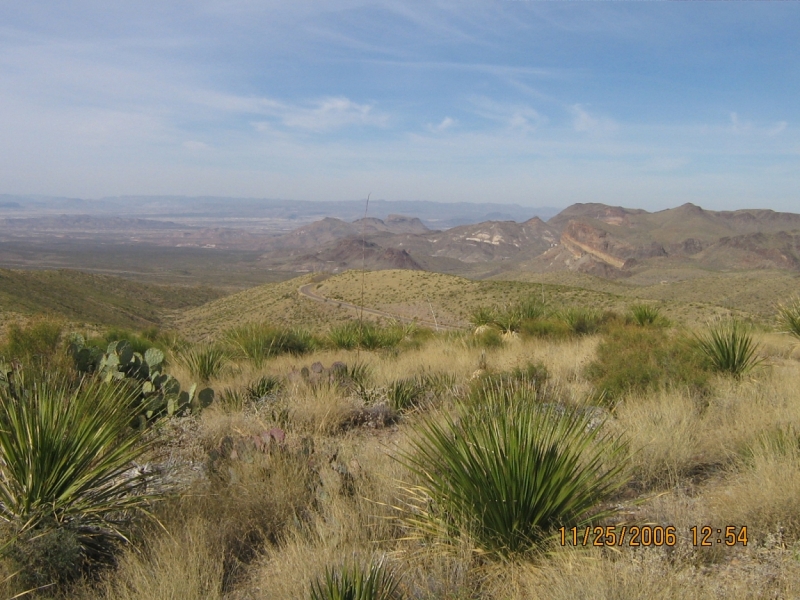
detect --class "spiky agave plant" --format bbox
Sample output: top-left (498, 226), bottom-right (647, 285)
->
top-left (310, 558), bottom-right (401, 600)
top-left (778, 297), bottom-right (800, 340)
top-left (400, 385), bottom-right (627, 556)
top-left (630, 304), bottom-right (662, 327)
top-left (177, 344), bottom-right (229, 382)
top-left (0, 370), bottom-right (153, 567)
top-left (694, 319), bottom-right (762, 378)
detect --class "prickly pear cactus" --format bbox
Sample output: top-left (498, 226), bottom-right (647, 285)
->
top-left (68, 334), bottom-right (214, 426)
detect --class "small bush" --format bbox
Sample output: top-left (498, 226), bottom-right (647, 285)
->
top-left (517, 298), bottom-right (546, 321)
top-left (469, 328), bottom-right (503, 349)
top-left (519, 317), bottom-right (572, 339)
top-left (310, 559), bottom-right (402, 600)
top-left (694, 319), bottom-right (762, 378)
top-left (178, 344), bottom-right (229, 382)
top-left (3, 320), bottom-right (62, 364)
top-left (587, 324), bottom-right (707, 402)
top-left (558, 308), bottom-right (602, 335)
top-left (401, 387), bottom-right (627, 556)
top-left (778, 297), bottom-right (800, 340)
top-left (629, 304), bottom-right (663, 327)
top-left (226, 324), bottom-right (314, 365)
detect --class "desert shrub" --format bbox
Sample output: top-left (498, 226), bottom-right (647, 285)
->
top-left (693, 319), bottom-right (762, 378)
top-left (778, 297), bottom-right (800, 340)
top-left (587, 324), bottom-right (707, 403)
top-left (467, 364), bottom-right (549, 408)
top-left (517, 298), bottom-right (546, 321)
top-left (3, 320), bottom-right (62, 364)
top-left (178, 344), bottom-right (229, 383)
top-left (328, 323), bottom-right (360, 350)
top-left (0, 369), bottom-right (154, 586)
top-left (327, 322), bottom-right (404, 351)
top-left (629, 304), bottom-right (663, 327)
top-left (519, 317), bottom-right (573, 339)
top-left (360, 323), bottom-right (404, 350)
top-left (226, 324), bottom-right (314, 365)
top-left (558, 308), bottom-right (602, 335)
top-left (387, 377), bottom-right (427, 412)
top-left (401, 383), bottom-right (627, 556)
top-left (469, 328), bottom-right (503, 349)
top-left (310, 558), bottom-right (402, 600)
top-left (246, 374), bottom-right (283, 402)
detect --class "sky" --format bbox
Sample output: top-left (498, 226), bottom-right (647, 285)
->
top-left (1, 1), bottom-right (798, 211)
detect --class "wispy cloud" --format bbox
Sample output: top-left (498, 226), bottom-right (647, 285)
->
top-left (468, 97), bottom-right (546, 132)
top-left (427, 116), bottom-right (456, 133)
top-left (571, 104), bottom-right (617, 134)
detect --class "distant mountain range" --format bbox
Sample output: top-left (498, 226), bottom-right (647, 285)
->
top-left (2, 196), bottom-right (800, 279)
top-left (253, 202), bottom-right (800, 277)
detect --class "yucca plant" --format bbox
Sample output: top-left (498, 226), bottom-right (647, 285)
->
top-left (245, 374), bottom-right (283, 402)
top-left (630, 304), bottom-right (662, 327)
top-left (310, 559), bottom-right (402, 600)
top-left (177, 344), bottom-right (228, 382)
top-left (401, 386), bottom-right (627, 556)
top-left (0, 370), bottom-right (153, 577)
top-left (327, 323), bottom-right (359, 350)
top-left (558, 308), bottom-right (602, 335)
top-left (694, 319), bottom-right (762, 378)
top-left (778, 297), bottom-right (800, 340)
top-left (469, 306), bottom-right (497, 329)
top-left (492, 308), bottom-right (522, 334)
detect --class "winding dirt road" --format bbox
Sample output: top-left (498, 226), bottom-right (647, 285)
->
top-left (297, 282), bottom-right (465, 331)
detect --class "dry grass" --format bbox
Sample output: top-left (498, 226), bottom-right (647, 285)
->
top-left (15, 297), bottom-right (800, 600)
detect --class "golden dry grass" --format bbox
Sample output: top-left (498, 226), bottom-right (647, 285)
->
top-left (17, 296), bottom-right (800, 600)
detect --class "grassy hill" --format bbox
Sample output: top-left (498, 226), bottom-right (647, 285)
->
top-left (0, 268), bottom-right (224, 330)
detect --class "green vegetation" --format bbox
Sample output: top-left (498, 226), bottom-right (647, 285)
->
top-left (3, 320), bottom-right (63, 365)
top-left (587, 324), bottom-right (707, 402)
top-left (69, 335), bottom-right (215, 424)
top-left (226, 323), bottom-right (315, 365)
top-left (0, 369), bottom-right (153, 586)
top-left (629, 303), bottom-right (663, 326)
top-left (778, 297), bottom-right (800, 340)
top-left (694, 319), bottom-right (762, 378)
top-left (401, 382), bottom-right (627, 556)
top-left (310, 560), bottom-right (401, 600)
top-left (326, 322), bottom-right (407, 351)
top-left (177, 344), bottom-right (229, 383)
top-left (0, 268), bottom-right (222, 330)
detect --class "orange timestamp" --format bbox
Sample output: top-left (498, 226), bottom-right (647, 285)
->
top-left (559, 525), bottom-right (748, 547)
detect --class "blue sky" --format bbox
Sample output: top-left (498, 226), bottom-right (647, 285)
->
top-left (1, 1), bottom-right (798, 211)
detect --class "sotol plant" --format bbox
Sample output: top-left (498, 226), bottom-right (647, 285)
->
top-left (0, 367), bottom-right (154, 577)
top-left (694, 319), bottom-right (762, 378)
top-left (401, 384), bottom-right (627, 556)
top-left (778, 297), bottom-right (800, 340)
top-left (310, 559), bottom-right (402, 600)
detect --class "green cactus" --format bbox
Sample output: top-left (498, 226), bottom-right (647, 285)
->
top-left (67, 334), bottom-right (214, 427)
